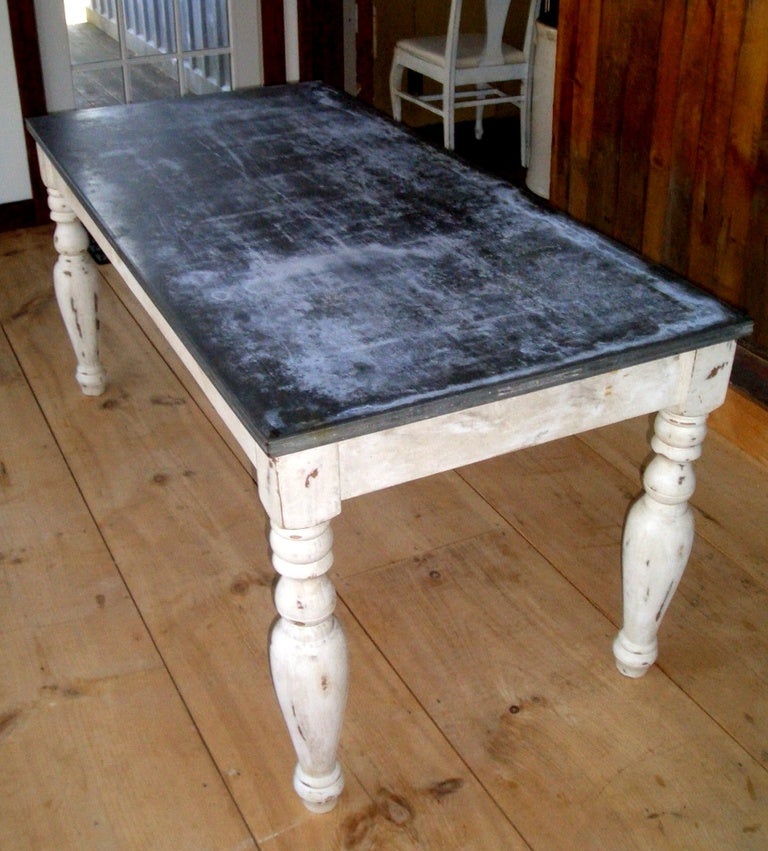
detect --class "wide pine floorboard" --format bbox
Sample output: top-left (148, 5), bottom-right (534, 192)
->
top-left (1, 226), bottom-right (766, 849)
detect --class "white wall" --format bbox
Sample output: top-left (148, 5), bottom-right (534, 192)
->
top-left (33, 0), bottom-right (74, 112)
top-left (0, 0), bottom-right (33, 204)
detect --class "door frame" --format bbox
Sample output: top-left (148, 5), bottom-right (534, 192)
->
top-left (4, 0), bottom-right (47, 229)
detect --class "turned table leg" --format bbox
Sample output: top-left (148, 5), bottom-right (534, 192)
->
top-left (269, 521), bottom-right (348, 812)
top-left (614, 409), bottom-right (708, 677)
top-left (42, 166), bottom-right (107, 396)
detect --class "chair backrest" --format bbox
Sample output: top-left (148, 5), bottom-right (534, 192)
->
top-left (446, 0), bottom-right (541, 68)
top-left (482, 0), bottom-right (514, 66)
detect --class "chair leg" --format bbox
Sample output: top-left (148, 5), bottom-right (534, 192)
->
top-left (519, 83), bottom-right (530, 168)
top-left (389, 60), bottom-right (404, 122)
top-left (474, 104), bottom-right (484, 141)
top-left (475, 84), bottom-right (492, 141)
top-left (444, 89), bottom-right (456, 150)
top-left (443, 115), bottom-right (456, 150)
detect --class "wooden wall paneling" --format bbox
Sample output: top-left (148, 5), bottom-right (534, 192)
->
top-left (548, 0), bottom-right (575, 211)
top-left (714, 0), bottom-right (768, 314)
top-left (611, 0), bottom-right (664, 251)
top-left (550, 0), bottom-right (601, 219)
top-left (584, 0), bottom-right (633, 237)
top-left (659, 0), bottom-right (714, 276)
top-left (641, 0), bottom-right (691, 265)
top-left (571, 0), bottom-right (603, 220)
top-left (261, 0), bottom-right (287, 85)
top-left (552, 0), bottom-right (768, 350)
top-left (686, 0), bottom-right (746, 290)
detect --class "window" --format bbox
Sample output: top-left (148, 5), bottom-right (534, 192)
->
top-left (64, 0), bottom-right (232, 107)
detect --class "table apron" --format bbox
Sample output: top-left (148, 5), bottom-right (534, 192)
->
top-left (338, 352), bottom-right (694, 499)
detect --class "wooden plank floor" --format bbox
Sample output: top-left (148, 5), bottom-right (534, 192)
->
top-left (1, 226), bottom-right (767, 849)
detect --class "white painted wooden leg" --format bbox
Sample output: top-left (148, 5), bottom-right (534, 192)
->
top-left (474, 103), bottom-right (485, 140)
top-left (614, 409), bottom-right (707, 677)
top-left (45, 183), bottom-right (107, 396)
top-left (444, 90), bottom-right (456, 151)
top-left (269, 521), bottom-right (348, 813)
top-left (389, 60), bottom-right (404, 122)
top-left (519, 82), bottom-right (531, 168)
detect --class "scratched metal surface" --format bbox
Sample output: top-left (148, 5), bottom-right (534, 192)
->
top-left (27, 84), bottom-right (751, 453)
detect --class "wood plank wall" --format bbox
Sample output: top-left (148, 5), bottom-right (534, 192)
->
top-left (260, 0), bottom-right (346, 89)
top-left (297, 0), bottom-right (346, 90)
top-left (551, 0), bottom-right (768, 348)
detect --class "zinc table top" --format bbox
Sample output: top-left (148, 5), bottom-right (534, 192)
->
top-left (27, 83), bottom-right (752, 454)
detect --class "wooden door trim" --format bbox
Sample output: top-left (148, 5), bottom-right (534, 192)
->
top-left (4, 0), bottom-right (48, 230)
top-left (261, 1), bottom-right (288, 84)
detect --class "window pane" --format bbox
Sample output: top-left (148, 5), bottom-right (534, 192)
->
top-left (180, 0), bottom-right (230, 51)
top-left (72, 65), bottom-right (126, 108)
top-left (67, 1), bottom-right (233, 106)
top-left (67, 2), bottom-right (121, 65)
top-left (128, 58), bottom-right (180, 101)
top-left (183, 54), bottom-right (231, 94)
top-left (123, 0), bottom-right (176, 56)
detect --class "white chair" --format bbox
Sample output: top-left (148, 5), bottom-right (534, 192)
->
top-left (389, 0), bottom-right (541, 163)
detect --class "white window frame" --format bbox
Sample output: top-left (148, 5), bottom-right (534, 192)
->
top-left (34, 0), bottom-right (264, 112)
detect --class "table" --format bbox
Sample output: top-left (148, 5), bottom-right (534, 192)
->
top-left (27, 83), bottom-right (751, 813)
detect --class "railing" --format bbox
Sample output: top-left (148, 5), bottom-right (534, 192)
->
top-left (124, 0), bottom-right (175, 54)
top-left (86, 0), bottom-right (230, 93)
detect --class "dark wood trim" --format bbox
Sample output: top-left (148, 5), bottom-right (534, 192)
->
top-left (7, 0), bottom-right (48, 227)
top-left (261, 0), bottom-right (287, 85)
top-left (732, 342), bottom-right (768, 410)
top-left (356, 0), bottom-right (374, 103)
top-left (0, 200), bottom-right (39, 234)
top-left (296, 0), bottom-right (344, 89)
top-left (297, 0), bottom-right (314, 81)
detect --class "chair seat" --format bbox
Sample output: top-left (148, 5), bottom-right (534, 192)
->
top-left (389, 0), bottom-right (540, 155)
top-left (395, 33), bottom-right (525, 70)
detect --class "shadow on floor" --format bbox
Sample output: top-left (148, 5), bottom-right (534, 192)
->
top-left (412, 116), bottom-right (527, 189)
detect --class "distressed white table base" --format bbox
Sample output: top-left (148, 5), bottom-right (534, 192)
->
top-left (269, 522), bottom-right (348, 812)
top-left (614, 409), bottom-right (705, 676)
top-left (40, 148), bottom-right (737, 812)
top-left (41, 158), bottom-right (107, 397)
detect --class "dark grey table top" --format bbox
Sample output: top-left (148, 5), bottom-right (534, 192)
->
top-left (27, 83), bottom-right (751, 454)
